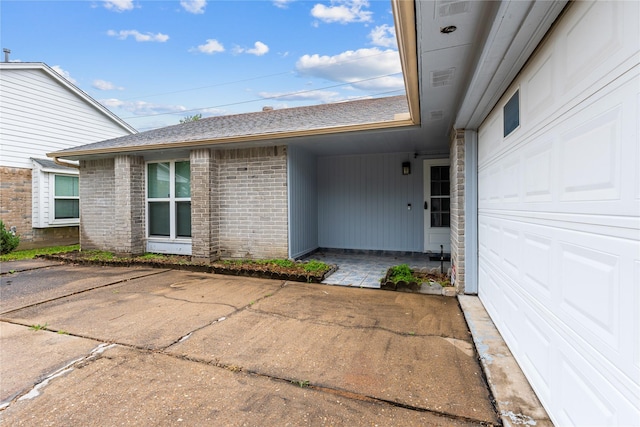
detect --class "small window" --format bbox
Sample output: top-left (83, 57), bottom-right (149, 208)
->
top-left (54, 175), bottom-right (79, 220)
top-left (503, 90), bottom-right (520, 137)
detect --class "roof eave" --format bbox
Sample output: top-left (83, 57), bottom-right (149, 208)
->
top-left (47, 119), bottom-right (416, 160)
top-left (392, 0), bottom-right (420, 126)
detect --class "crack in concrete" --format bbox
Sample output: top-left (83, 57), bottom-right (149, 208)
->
top-left (0, 269), bottom-right (172, 316)
top-left (248, 307), bottom-right (469, 341)
top-left (0, 263), bottom-right (65, 276)
top-left (0, 343), bottom-right (116, 412)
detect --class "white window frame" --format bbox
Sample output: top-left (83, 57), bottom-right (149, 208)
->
top-left (145, 159), bottom-right (192, 255)
top-left (48, 172), bottom-right (80, 226)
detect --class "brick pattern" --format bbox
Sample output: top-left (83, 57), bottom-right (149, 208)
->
top-left (114, 155), bottom-right (145, 254)
top-left (190, 148), bottom-right (218, 260)
top-left (1, 166), bottom-right (80, 248)
top-left (450, 129), bottom-right (466, 294)
top-left (79, 159), bottom-right (116, 251)
top-left (0, 166), bottom-right (33, 241)
top-left (215, 146), bottom-right (288, 259)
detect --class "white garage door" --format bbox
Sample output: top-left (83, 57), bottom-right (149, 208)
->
top-left (477, 2), bottom-right (639, 426)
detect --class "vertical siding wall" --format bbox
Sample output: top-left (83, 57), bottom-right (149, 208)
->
top-left (288, 146), bottom-right (318, 258)
top-left (318, 152), bottom-right (423, 252)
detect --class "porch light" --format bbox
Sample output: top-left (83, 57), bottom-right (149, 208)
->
top-left (402, 161), bottom-right (411, 175)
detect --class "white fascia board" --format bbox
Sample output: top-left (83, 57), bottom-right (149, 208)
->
top-left (455, 0), bottom-right (568, 130)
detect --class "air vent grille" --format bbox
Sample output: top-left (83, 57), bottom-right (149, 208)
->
top-left (438, 0), bottom-right (470, 17)
top-left (430, 68), bottom-right (455, 87)
top-left (429, 110), bottom-right (444, 121)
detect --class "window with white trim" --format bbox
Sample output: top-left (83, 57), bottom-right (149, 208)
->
top-left (53, 174), bottom-right (79, 221)
top-left (147, 160), bottom-right (191, 238)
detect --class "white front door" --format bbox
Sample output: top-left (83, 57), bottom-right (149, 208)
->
top-left (423, 159), bottom-right (451, 254)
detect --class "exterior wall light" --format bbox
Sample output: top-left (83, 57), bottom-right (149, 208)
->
top-left (402, 161), bottom-right (411, 175)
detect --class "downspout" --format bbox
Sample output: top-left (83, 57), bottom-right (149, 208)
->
top-left (53, 157), bottom-right (80, 169)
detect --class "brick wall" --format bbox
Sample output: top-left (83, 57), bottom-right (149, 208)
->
top-left (190, 148), bottom-right (219, 260)
top-left (215, 146), bottom-right (288, 259)
top-left (114, 155), bottom-right (145, 255)
top-left (450, 129), bottom-right (466, 294)
top-left (79, 158), bottom-right (116, 251)
top-left (0, 166), bottom-right (78, 248)
top-left (0, 166), bottom-right (33, 241)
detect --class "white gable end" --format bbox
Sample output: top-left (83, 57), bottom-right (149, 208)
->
top-left (0, 64), bottom-right (134, 169)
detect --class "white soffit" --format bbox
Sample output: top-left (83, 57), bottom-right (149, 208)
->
top-left (455, 0), bottom-right (568, 130)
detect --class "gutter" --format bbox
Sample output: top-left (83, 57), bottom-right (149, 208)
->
top-left (53, 157), bottom-right (80, 169)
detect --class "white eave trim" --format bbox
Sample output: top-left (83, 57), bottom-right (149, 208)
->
top-left (455, 0), bottom-right (568, 130)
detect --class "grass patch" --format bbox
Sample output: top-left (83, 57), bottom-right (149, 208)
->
top-left (0, 244), bottom-right (79, 262)
top-left (386, 264), bottom-right (418, 284)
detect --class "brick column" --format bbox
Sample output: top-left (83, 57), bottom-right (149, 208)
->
top-left (114, 155), bottom-right (145, 255)
top-left (190, 148), bottom-right (219, 261)
top-left (450, 129), bottom-right (466, 293)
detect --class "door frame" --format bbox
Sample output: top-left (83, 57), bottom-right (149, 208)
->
top-left (423, 158), bottom-right (451, 254)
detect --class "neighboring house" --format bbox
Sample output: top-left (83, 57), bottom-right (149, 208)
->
top-left (0, 61), bottom-right (136, 248)
top-left (49, 1), bottom-right (639, 426)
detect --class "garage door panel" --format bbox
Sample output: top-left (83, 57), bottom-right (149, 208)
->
top-left (559, 106), bottom-right (621, 202)
top-left (522, 232), bottom-right (553, 300)
top-left (557, 350), bottom-right (618, 427)
top-left (559, 242), bottom-right (619, 347)
top-left (563, 2), bottom-right (624, 93)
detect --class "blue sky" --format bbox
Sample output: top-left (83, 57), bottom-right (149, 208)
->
top-left (1, 0), bottom-right (403, 131)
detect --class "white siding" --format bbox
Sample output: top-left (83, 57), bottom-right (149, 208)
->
top-left (288, 145), bottom-right (319, 259)
top-left (317, 152), bottom-right (424, 252)
top-left (477, 2), bottom-right (639, 426)
top-left (0, 67), bottom-right (132, 168)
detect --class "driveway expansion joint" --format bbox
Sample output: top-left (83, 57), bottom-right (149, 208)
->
top-left (0, 268), bottom-right (173, 316)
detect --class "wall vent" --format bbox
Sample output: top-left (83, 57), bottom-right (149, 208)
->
top-left (430, 68), bottom-right (455, 87)
top-left (438, 1), bottom-right (470, 17)
top-left (429, 110), bottom-right (444, 121)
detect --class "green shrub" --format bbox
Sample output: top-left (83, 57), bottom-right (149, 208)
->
top-left (0, 220), bottom-right (20, 255)
top-left (387, 264), bottom-right (417, 283)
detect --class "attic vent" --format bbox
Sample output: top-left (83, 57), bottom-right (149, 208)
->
top-left (262, 106), bottom-right (274, 112)
top-left (429, 110), bottom-right (444, 121)
top-left (438, 1), bottom-right (469, 17)
top-left (430, 68), bottom-right (455, 87)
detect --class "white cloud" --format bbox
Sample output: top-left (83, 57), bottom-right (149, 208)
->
top-left (235, 41), bottom-right (269, 56)
top-left (191, 39), bottom-right (225, 54)
top-left (101, 98), bottom-right (187, 116)
top-left (51, 65), bottom-right (77, 84)
top-left (92, 79), bottom-right (124, 91)
top-left (296, 47), bottom-right (403, 91)
top-left (257, 90), bottom-right (340, 103)
top-left (311, 0), bottom-right (372, 24)
top-left (180, 0), bottom-right (206, 14)
top-left (273, 0), bottom-right (293, 9)
top-left (107, 29), bottom-right (169, 42)
top-left (103, 0), bottom-right (134, 12)
top-left (369, 24), bottom-right (396, 48)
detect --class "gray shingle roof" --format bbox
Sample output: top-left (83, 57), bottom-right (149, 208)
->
top-left (52, 95), bottom-right (408, 156)
top-left (32, 158), bottom-right (77, 171)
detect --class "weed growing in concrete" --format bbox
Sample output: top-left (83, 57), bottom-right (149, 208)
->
top-left (29, 323), bottom-right (48, 331)
top-left (292, 380), bottom-right (310, 388)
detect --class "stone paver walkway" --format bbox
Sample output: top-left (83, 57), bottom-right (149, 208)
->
top-left (304, 250), bottom-right (450, 288)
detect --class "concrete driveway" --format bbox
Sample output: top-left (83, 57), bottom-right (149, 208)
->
top-left (0, 261), bottom-right (499, 426)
